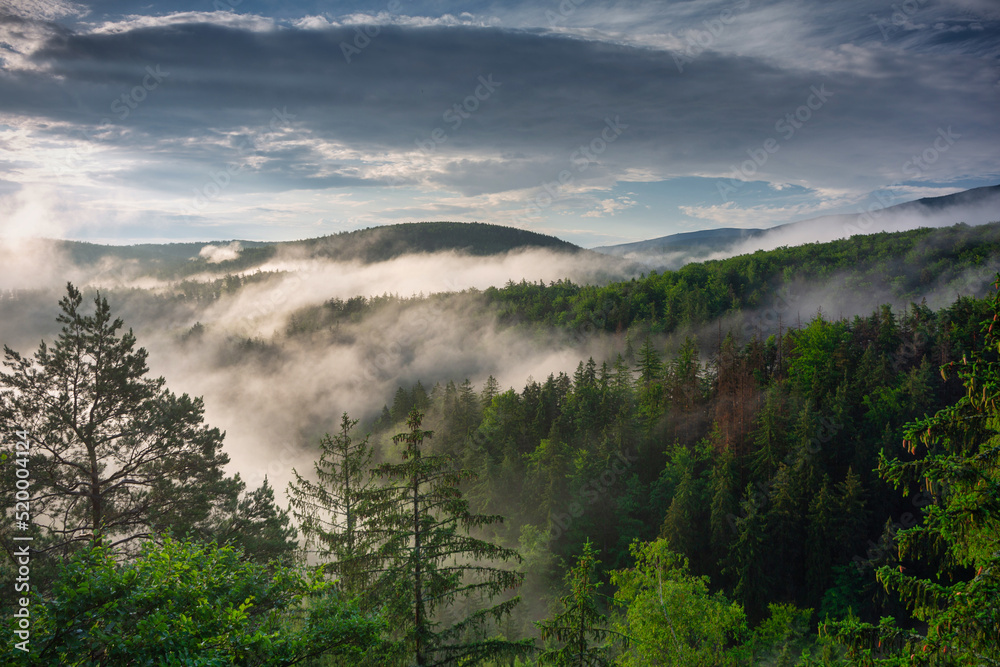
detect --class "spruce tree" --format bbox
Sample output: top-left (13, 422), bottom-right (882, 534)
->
top-left (723, 484), bottom-right (774, 623)
top-left (371, 409), bottom-right (531, 666)
top-left (536, 540), bottom-right (625, 666)
top-left (668, 336), bottom-right (702, 412)
top-left (750, 384), bottom-right (790, 479)
top-left (287, 413), bottom-right (381, 595)
top-left (481, 375), bottom-right (500, 408)
top-left (708, 449), bottom-right (741, 584)
top-left (829, 276), bottom-right (1000, 664)
top-left (660, 447), bottom-right (710, 573)
top-left (634, 338), bottom-right (663, 386)
top-left (456, 379), bottom-right (480, 435)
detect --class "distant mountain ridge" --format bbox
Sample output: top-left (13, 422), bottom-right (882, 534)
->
top-left (5, 186), bottom-right (998, 281)
top-left (592, 227), bottom-right (767, 256)
top-left (5, 222), bottom-right (582, 280)
top-left (592, 184), bottom-right (1000, 259)
top-left (288, 221), bottom-right (580, 263)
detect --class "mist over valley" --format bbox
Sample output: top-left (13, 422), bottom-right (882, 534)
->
top-left (2, 0), bottom-right (999, 661)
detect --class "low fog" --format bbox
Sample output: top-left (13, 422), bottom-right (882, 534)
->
top-left (734, 197), bottom-right (1000, 256)
top-left (1, 214), bottom-right (997, 506)
top-left (614, 197), bottom-right (1000, 270)
top-left (0, 243), bottom-right (624, 499)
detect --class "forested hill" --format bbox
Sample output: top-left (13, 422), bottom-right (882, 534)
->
top-left (21, 221), bottom-right (583, 280)
top-left (286, 221), bottom-right (581, 262)
top-left (356, 223), bottom-right (1000, 664)
top-left (5, 226), bottom-right (1000, 664)
top-left (593, 183), bottom-right (1000, 259)
top-left (269, 221), bottom-right (1000, 345)
top-left (481, 221), bottom-right (1000, 336)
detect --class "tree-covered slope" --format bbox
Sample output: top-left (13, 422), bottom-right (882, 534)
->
top-left (4, 225), bottom-right (1000, 665)
top-left (367, 278), bottom-right (1000, 664)
top-left (484, 221), bottom-right (1000, 335)
top-left (266, 221), bottom-right (1000, 347)
top-left (14, 222), bottom-right (584, 282)
top-left (287, 221), bottom-right (581, 263)
top-left (593, 184), bottom-right (1000, 259)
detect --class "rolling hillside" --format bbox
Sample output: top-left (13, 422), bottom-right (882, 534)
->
top-left (5, 222), bottom-right (583, 280)
top-left (593, 184), bottom-right (1000, 259)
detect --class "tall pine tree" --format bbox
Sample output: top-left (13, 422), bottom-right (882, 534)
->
top-left (287, 413), bottom-right (381, 596)
top-left (0, 284), bottom-right (266, 557)
top-left (537, 540), bottom-right (625, 666)
top-left (371, 409), bottom-right (531, 666)
top-left (830, 276), bottom-right (1000, 665)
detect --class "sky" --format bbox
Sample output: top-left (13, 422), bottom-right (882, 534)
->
top-left (0, 0), bottom-right (998, 247)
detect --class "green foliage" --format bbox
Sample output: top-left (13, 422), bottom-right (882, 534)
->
top-left (483, 222), bottom-right (1000, 338)
top-left (0, 284), bottom-right (293, 562)
top-left (1, 537), bottom-right (379, 665)
top-left (659, 441), bottom-right (712, 572)
top-left (5, 226), bottom-right (1000, 661)
top-left (723, 482), bottom-right (774, 625)
top-left (287, 413), bottom-right (381, 597)
top-left (537, 540), bottom-right (624, 666)
top-left (612, 538), bottom-right (747, 666)
top-left (295, 221), bottom-right (580, 264)
top-left (635, 338), bottom-right (664, 385)
top-left (827, 276), bottom-right (1000, 665)
top-left (750, 603), bottom-right (816, 665)
top-left (391, 282), bottom-right (992, 645)
top-left (214, 476), bottom-right (299, 565)
top-left (370, 409), bottom-right (532, 666)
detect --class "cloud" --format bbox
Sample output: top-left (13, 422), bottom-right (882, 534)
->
top-left (0, 242), bottom-right (630, 497)
top-left (678, 195), bottom-right (860, 229)
top-left (3, 0), bottom-right (86, 21)
top-left (199, 241), bottom-right (242, 263)
top-left (0, 2), bottom-right (996, 242)
top-left (5, 19), bottom-right (994, 188)
top-left (581, 196), bottom-right (636, 218)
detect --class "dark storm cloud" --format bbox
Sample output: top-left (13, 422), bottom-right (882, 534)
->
top-left (0, 0), bottom-right (996, 247)
top-left (3, 15), bottom-right (995, 198)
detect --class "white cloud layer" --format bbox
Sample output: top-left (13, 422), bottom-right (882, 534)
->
top-left (0, 0), bottom-right (996, 244)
